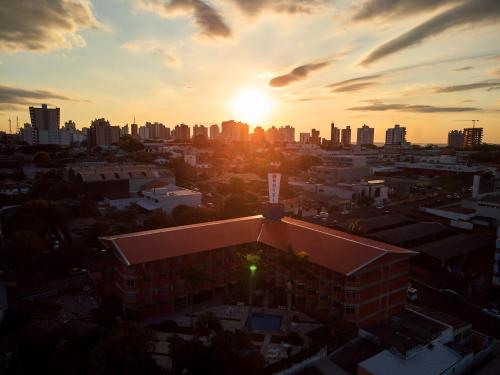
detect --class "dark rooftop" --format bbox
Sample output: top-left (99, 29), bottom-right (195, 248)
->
top-left (408, 305), bottom-right (470, 330)
top-left (330, 337), bottom-right (383, 375)
top-left (369, 222), bottom-right (449, 245)
top-left (354, 214), bottom-right (413, 234)
top-left (478, 194), bottom-right (500, 204)
top-left (361, 309), bottom-right (447, 355)
top-left (413, 233), bottom-right (494, 261)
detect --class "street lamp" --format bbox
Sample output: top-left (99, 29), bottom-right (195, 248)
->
top-left (248, 263), bottom-right (257, 331)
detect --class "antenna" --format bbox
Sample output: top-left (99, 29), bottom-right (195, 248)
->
top-left (8, 118), bottom-right (11, 134)
top-left (16, 116), bottom-right (19, 132)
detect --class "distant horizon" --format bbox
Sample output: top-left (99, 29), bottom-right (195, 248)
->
top-left (1, 0), bottom-right (499, 143)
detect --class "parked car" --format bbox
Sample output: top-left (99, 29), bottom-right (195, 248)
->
top-left (481, 308), bottom-right (500, 319)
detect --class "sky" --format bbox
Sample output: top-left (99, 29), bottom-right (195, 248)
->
top-left (0, 0), bottom-right (499, 144)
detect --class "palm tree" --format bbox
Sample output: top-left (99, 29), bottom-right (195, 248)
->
top-left (281, 247), bottom-right (310, 333)
top-left (180, 266), bottom-right (209, 319)
top-left (347, 219), bottom-right (364, 235)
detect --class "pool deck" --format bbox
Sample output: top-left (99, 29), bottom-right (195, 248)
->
top-left (149, 303), bottom-right (323, 367)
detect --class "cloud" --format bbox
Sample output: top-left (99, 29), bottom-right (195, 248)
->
top-left (228, 0), bottom-right (327, 17)
top-left (0, 85), bottom-right (72, 111)
top-left (352, 0), bottom-right (459, 21)
top-left (269, 61), bottom-right (330, 87)
top-left (434, 80), bottom-right (500, 92)
top-left (348, 102), bottom-right (481, 112)
top-left (332, 81), bottom-right (378, 92)
top-left (0, 0), bottom-right (101, 52)
top-left (136, 0), bottom-right (231, 40)
top-left (453, 66), bottom-right (473, 71)
top-left (328, 74), bottom-right (382, 92)
top-left (122, 41), bottom-right (179, 66)
top-left (361, 0), bottom-right (500, 65)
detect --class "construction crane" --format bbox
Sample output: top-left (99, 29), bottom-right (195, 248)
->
top-left (454, 119), bottom-right (479, 128)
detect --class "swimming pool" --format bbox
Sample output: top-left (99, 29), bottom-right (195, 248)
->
top-left (248, 314), bottom-right (282, 332)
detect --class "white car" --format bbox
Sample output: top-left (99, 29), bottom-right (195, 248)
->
top-left (482, 308), bottom-right (500, 319)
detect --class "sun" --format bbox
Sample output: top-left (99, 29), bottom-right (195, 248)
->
top-left (231, 88), bottom-right (273, 125)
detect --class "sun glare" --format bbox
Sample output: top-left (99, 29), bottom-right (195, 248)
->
top-left (231, 89), bottom-right (273, 125)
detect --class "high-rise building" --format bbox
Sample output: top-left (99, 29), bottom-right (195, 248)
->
top-left (193, 125), bottom-right (208, 139)
top-left (448, 130), bottom-right (464, 148)
top-left (341, 126), bottom-right (352, 146)
top-left (120, 124), bottom-right (129, 137)
top-left (144, 122), bottom-right (168, 139)
top-left (29, 104), bottom-right (60, 131)
top-left (209, 124), bottom-right (220, 140)
top-left (88, 118), bottom-right (120, 147)
top-left (463, 127), bottom-right (483, 148)
top-left (311, 129), bottom-right (320, 145)
top-left (221, 120), bottom-right (249, 142)
top-left (131, 123), bottom-right (138, 137)
top-left (279, 125), bottom-right (295, 143)
top-left (299, 132), bottom-right (311, 144)
top-left (330, 123), bottom-right (340, 145)
top-left (64, 120), bottom-right (76, 132)
top-left (385, 124), bottom-right (408, 146)
top-left (173, 124), bottom-right (191, 142)
top-left (356, 124), bottom-right (374, 145)
top-left (265, 126), bottom-right (280, 143)
top-left (252, 126), bottom-right (265, 143)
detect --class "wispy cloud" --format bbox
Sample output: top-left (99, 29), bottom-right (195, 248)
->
top-left (228, 0), bottom-right (328, 17)
top-left (352, 0), bottom-right (459, 22)
top-left (269, 61), bottom-right (330, 87)
top-left (0, 85), bottom-right (73, 111)
top-left (136, 0), bottom-right (231, 40)
top-left (453, 66), bottom-right (473, 71)
top-left (434, 80), bottom-right (500, 92)
top-left (361, 0), bottom-right (500, 65)
top-left (0, 0), bottom-right (101, 52)
top-left (348, 102), bottom-right (481, 112)
top-left (328, 74), bottom-right (382, 92)
top-left (122, 40), bottom-right (179, 67)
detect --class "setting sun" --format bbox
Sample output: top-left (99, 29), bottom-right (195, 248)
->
top-left (231, 89), bottom-right (273, 125)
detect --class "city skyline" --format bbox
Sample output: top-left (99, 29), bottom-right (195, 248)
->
top-left (1, 0), bottom-right (500, 143)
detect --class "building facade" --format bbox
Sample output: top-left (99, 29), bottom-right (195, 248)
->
top-left (357, 125), bottom-right (375, 145)
top-left (101, 216), bottom-right (414, 326)
top-left (448, 130), bottom-right (464, 148)
top-left (463, 127), bottom-right (483, 148)
top-left (385, 125), bottom-right (407, 146)
top-left (341, 126), bottom-right (352, 146)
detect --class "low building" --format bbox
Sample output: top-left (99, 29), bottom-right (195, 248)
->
top-left (100, 215), bottom-right (415, 326)
top-left (310, 166), bottom-right (371, 183)
top-left (66, 163), bottom-right (175, 199)
top-left (329, 307), bottom-right (493, 375)
top-left (369, 222), bottom-right (450, 248)
top-left (137, 185), bottom-right (202, 214)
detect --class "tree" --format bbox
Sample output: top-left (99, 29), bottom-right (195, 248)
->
top-left (33, 151), bottom-right (51, 167)
top-left (280, 247), bottom-right (310, 332)
top-left (347, 219), bottom-right (364, 235)
top-left (193, 311), bottom-right (222, 339)
top-left (179, 266), bottom-right (209, 315)
top-left (90, 322), bottom-right (162, 375)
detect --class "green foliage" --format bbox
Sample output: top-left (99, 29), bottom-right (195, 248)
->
top-left (118, 136), bottom-right (144, 152)
top-left (90, 323), bottom-right (162, 375)
top-left (33, 151), bottom-right (52, 167)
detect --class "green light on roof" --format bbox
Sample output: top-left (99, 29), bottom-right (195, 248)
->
top-left (249, 264), bottom-right (257, 273)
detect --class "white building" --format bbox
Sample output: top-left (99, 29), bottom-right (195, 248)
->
top-left (137, 185), bottom-right (202, 214)
top-left (385, 124), bottom-right (408, 146)
top-left (357, 124), bottom-right (375, 145)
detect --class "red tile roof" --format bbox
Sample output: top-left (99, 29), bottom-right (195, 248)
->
top-left (101, 215), bottom-right (415, 275)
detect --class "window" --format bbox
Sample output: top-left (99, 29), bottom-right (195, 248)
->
top-left (296, 283), bottom-right (305, 290)
top-left (319, 294), bottom-right (329, 301)
top-left (126, 279), bottom-right (135, 287)
top-left (345, 306), bottom-right (355, 314)
top-left (347, 275), bottom-right (356, 282)
top-left (332, 300), bottom-right (341, 307)
top-left (346, 291), bottom-right (357, 300)
top-left (333, 284), bottom-right (342, 292)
